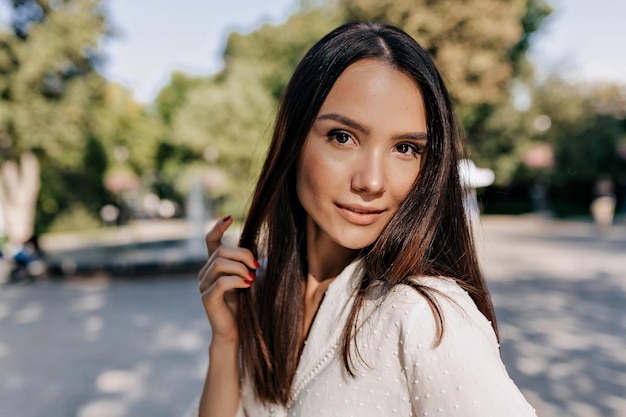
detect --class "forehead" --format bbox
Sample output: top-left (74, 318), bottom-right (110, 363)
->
top-left (323, 58), bottom-right (423, 105)
top-left (317, 59), bottom-right (427, 131)
top-left (335, 58), bottom-right (419, 89)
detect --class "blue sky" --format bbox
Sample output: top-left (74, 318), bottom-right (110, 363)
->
top-left (528, 0), bottom-right (625, 84)
top-left (2, 0), bottom-right (624, 103)
top-left (102, 0), bottom-right (298, 102)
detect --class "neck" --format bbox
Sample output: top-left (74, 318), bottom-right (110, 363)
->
top-left (305, 216), bottom-right (358, 283)
top-left (299, 216), bottom-right (358, 348)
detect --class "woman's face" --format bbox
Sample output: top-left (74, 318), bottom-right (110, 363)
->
top-left (296, 59), bottom-right (428, 251)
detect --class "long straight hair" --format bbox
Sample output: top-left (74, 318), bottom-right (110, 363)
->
top-left (236, 21), bottom-right (497, 406)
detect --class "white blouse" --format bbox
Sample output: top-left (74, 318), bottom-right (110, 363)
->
top-left (188, 261), bottom-right (537, 417)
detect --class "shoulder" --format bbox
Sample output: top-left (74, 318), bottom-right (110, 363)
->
top-left (383, 276), bottom-right (479, 320)
top-left (379, 276), bottom-right (498, 350)
top-left (365, 278), bottom-right (537, 416)
top-left (390, 276), bottom-right (471, 308)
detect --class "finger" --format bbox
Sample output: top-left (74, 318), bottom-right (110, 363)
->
top-left (202, 275), bottom-right (253, 306)
top-left (198, 246), bottom-right (258, 285)
top-left (211, 245), bottom-right (259, 271)
top-left (199, 258), bottom-right (256, 293)
top-left (205, 215), bottom-right (233, 255)
top-left (198, 260), bottom-right (209, 281)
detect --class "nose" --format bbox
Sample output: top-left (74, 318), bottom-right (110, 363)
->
top-left (351, 149), bottom-right (386, 196)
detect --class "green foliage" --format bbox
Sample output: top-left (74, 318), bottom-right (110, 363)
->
top-left (155, 71), bottom-right (205, 125)
top-left (335, 0), bottom-right (553, 194)
top-left (508, 0), bottom-right (553, 72)
top-left (550, 116), bottom-right (625, 215)
top-left (154, 8), bottom-right (341, 218)
top-left (532, 80), bottom-right (626, 198)
top-left (224, 9), bottom-right (342, 99)
top-left (8, 0), bottom-right (567, 229)
top-left (47, 202), bottom-right (102, 233)
top-left (151, 0), bottom-right (555, 219)
top-left (0, 0), bottom-right (162, 232)
top-left (92, 83), bottom-right (163, 174)
top-left (0, 0), bottom-right (107, 157)
top-left (478, 76), bottom-right (626, 216)
top-left (152, 0), bottom-right (624, 219)
top-left (78, 134), bottom-right (110, 209)
top-left (338, 0), bottom-right (530, 105)
top-left (168, 64), bottom-right (275, 217)
top-left (34, 133), bottom-right (112, 232)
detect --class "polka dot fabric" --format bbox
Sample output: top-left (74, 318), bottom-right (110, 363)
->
top-left (198, 261), bottom-right (537, 417)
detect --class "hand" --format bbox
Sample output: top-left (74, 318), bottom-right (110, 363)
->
top-left (198, 215), bottom-right (259, 344)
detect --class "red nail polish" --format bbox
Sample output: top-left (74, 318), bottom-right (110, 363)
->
top-left (248, 271), bottom-right (255, 280)
top-left (253, 259), bottom-right (260, 269)
top-left (222, 215), bottom-right (232, 223)
top-left (244, 279), bottom-right (253, 285)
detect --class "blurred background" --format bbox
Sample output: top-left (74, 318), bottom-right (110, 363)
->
top-left (0, 0), bottom-right (624, 416)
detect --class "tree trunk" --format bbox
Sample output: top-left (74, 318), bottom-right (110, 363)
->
top-left (0, 152), bottom-right (41, 246)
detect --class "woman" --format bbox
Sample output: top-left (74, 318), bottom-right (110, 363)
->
top-left (194, 22), bottom-right (537, 417)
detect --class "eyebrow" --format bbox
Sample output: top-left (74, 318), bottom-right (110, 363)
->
top-left (318, 113), bottom-right (369, 134)
top-left (317, 113), bottom-right (428, 141)
top-left (396, 132), bottom-right (428, 141)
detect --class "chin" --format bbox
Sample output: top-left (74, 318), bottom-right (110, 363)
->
top-left (334, 233), bottom-right (378, 251)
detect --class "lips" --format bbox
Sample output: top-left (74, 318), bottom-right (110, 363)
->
top-left (335, 203), bottom-right (385, 226)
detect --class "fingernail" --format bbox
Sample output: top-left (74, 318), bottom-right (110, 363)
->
top-left (222, 215), bottom-right (232, 223)
top-left (248, 271), bottom-right (255, 280)
top-left (253, 259), bottom-right (260, 269)
top-left (244, 279), bottom-right (253, 285)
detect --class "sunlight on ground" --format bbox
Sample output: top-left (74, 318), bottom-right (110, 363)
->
top-left (2, 218), bottom-right (623, 417)
top-left (78, 365), bottom-right (151, 417)
top-left (153, 323), bottom-right (205, 353)
top-left (77, 400), bottom-right (127, 417)
top-left (0, 301), bottom-right (9, 320)
top-left (132, 314), bottom-right (152, 328)
top-left (84, 315), bottom-right (103, 341)
top-left (14, 302), bottom-right (43, 324)
top-left (0, 341), bottom-right (12, 358)
top-left (96, 369), bottom-right (144, 394)
top-left (72, 293), bottom-right (106, 312)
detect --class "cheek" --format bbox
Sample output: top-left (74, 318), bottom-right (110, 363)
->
top-left (390, 163), bottom-right (422, 205)
top-left (395, 180), bottom-right (416, 206)
top-left (295, 164), bottom-right (308, 205)
top-left (296, 145), bottom-right (324, 205)
top-left (297, 137), bottom-right (341, 192)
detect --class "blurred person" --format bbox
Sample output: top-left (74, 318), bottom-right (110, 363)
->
top-left (191, 22), bottom-right (537, 417)
top-left (590, 176), bottom-right (616, 233)
top-left (0, 248), bottom-right (10, 284)
top-left (13, 234), bottom-right (43, 264)
top-left (458, 158), bottom-right (495, 226)
top-left (10, 233), bottom-right (44, 282)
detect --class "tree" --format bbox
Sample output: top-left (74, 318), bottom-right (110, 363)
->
top-left (336, 0), bottom-right (553, 166)
top-left (0, 0), bottom-right (160, 237)
top-left (338, 0), bottom-right (537, 105)
top-left (0, 0), bottom-right (111, 242)
top-left (222, 8), bottom-right (342, 100)
top-left (169, 63), bottom-right (275, 216)
top-left (155, 71), bottom-right (206, 126)
top-left (478, 76), bottom-right (626, 216)
top-left (92, 82), bottom-right (162, 181)
top-left (154, 72), bottom-right (211, 206)
top-left (0, 152), bottom-right (39, 245)
top-left (155, 8), bottom-right (341, 218)
top-left (155, 0), bottom-right (553, 218)
top-left (534, 80), bottom-right (626, 216)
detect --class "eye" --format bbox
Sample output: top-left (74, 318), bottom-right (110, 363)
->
top-left (394, 142), bottom-right (423, 156)
top-left (327, 130), bottom-right (353, 145)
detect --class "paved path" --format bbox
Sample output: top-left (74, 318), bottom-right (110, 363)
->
top-left (478, 216), bottom-right (626, 417)
top-left (0, 216), bottom-right (624, 417)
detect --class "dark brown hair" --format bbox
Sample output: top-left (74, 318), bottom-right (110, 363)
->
top-left (236, 21), bottom-right (497, 406)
